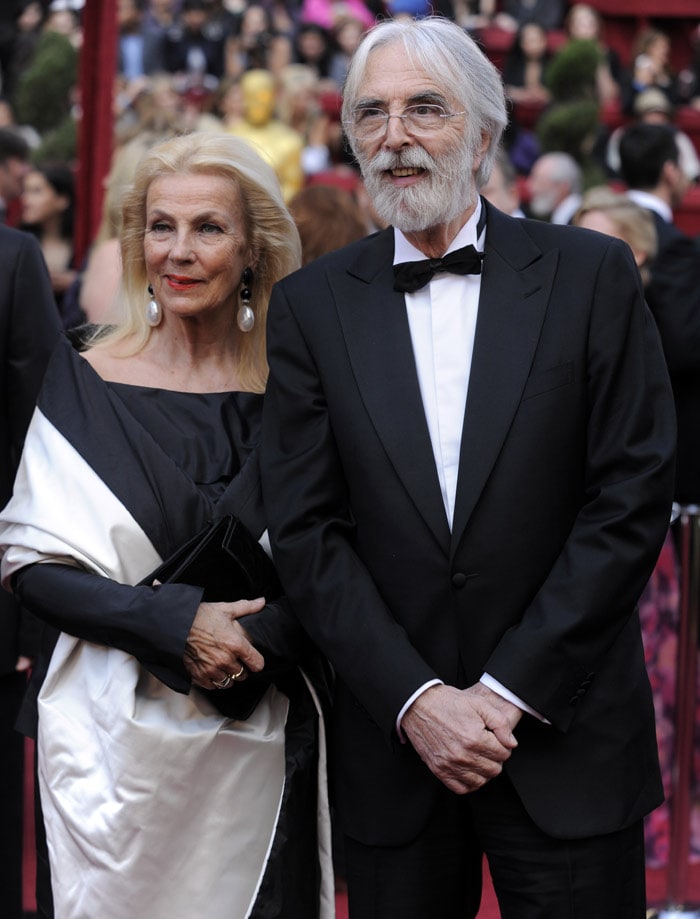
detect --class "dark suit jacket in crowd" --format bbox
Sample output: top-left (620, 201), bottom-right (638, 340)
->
top-left (0, 225), bottom-right (60, 675)
top-left (643, 210), bottom-right (700, 504)
top-left (261, 202), bottom-right (676, 847)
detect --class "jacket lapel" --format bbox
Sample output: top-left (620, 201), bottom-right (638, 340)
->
top-left (334, 229), bottom-right (451, 549)
top-left (450, 206), bottom-right (560, 555)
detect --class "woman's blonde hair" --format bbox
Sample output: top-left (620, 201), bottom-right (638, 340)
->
top-left (93, 131), bottom-right (301, 392)
top-left (574, 186), bottom-right (657, 284)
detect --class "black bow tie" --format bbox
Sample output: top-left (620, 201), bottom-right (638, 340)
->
top-left (393, 244), bottom-right (484, 293)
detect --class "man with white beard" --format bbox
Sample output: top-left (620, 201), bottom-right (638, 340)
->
top-left (261, 17), bottom-right (675, 919)
top-left (526, 150), bottom-right (583, 224)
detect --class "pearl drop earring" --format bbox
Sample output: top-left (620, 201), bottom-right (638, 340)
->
top-left (237, 267), bottom-right (254, 333)
top-left (146, 285), bottom-right (162, 327)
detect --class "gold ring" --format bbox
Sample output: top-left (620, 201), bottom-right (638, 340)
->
top-left (212, 674), bottom-right (233, 689)
top-left (231, 665), bottom-right (246, 681)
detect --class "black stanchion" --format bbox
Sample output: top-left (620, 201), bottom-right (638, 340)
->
top-left (649, 505), bottom-right (700, 919)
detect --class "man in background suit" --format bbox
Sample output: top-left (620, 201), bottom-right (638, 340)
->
top-left (261, 17), bottom-right (675, 918)
top-left (526, 150), bottom-right (583, 224)
top-left (619, 121), bottom-right (700, 505)
top-left (0, 225), bottom-right (60, 918)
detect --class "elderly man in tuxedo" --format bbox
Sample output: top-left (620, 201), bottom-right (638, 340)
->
top-left (261, 17), bottom-right (675, 918)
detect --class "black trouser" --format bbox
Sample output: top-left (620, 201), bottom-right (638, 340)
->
top-left (344, 772), bottom-right (646, 919)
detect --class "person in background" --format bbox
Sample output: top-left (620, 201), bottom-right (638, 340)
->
top-left (143, 0), bottom-right (179, 35)
top-left (574, 185), bottom-right (657, 281)
top-left (261, 16), bottom-right (675, 918)
top-left (225, 3), bottom-right (292, 80)
top-left (117, 0), bottom-right (166, 80)
top-left (0, 223), bottom-right (61, 919)
top-left (80, 130), bottom-right (176, 324)
top-left (479, 147), bottom-right (526, 216)
top-left (606, 87), bottom-right (700, 185)
top-left (276, 63), bottom-right (336, 178)
top-left (4, 0), bottom-right (47, 103)
top-left (329, 15), bottom-right (366, 87)
top-left (0, 127), bottom-right (30, 225)
top-left (163, 0), bottom-right (226, 83)
top-left (563, 3), bottom-right (620, 104)
top-left (621, 26), bottom-right (680, 116)
top-left (526, 149), bottom-right (582, 223)
top-left (293, 22), bottom-right (335, 80)
top-left (43, 1), bottom-right (82, 50)
top-left (493, 0), bottom-right (564, 34)
top-left (20, 161), bottom-right (81, 328)
top-left (0, 95), bottom-right (40, 150)
top-left (619, 121), bottom-right (700, 507)
top-left (0, 131), bottom-right (333, 919)
top-left (289, 182), bottom-right (368, 264)
top-left (501, 21), bottom-right (552, 110)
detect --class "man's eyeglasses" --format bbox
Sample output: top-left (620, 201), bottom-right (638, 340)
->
top-left (344, 104), bottom-right (466, 140)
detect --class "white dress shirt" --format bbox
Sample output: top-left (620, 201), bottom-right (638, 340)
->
top-left (393, 200), bottom-right (546, 734)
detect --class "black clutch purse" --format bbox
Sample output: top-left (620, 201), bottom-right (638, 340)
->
top-left (140, 514), bottom-right (282, 718)
top-left (141, 514), bottom-right (281, 602)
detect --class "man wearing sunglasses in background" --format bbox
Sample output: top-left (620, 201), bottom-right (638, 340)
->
top-left (262, 17), bottom-right (675, 918)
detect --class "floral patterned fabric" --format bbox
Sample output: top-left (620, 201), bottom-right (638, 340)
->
top-left (640, 530), bottom-right (700, 867)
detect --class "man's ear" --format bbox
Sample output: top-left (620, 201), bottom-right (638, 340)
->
top-left (472, 131), bottom-right (491, 171)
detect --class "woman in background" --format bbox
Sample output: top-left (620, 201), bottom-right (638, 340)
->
top-left (20, 162), bottom-right (81, 328)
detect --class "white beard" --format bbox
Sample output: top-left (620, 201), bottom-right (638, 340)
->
top-left (356, 142), bottom-right (476, 233)
top-left (529, 190), bottom-right (559, 219)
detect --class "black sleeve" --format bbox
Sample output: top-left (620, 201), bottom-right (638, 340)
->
top-left (240, 596), bottom-right (319, 670)
top-left (14, 563), bottom-right (323, 688)
top-left (13, 563), bottom-right (202, 693)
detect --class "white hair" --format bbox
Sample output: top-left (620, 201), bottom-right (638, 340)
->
top-left (342, 17), bottom-right (508, 186)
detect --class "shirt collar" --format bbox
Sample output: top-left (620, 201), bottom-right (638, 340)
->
top-left (626, 189), bottom-right (673, 223)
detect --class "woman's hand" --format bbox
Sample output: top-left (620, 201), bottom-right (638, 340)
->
top-left (183, 597), bottom-right (266, 690)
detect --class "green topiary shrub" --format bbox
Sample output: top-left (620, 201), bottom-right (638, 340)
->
top-left (536, 98), bottom-right (607, 187)
top-left (545, 39), bottom-right (601, 103)
top-left (14, 31), bottom-right (78, 136)
top-left (32, 115), bottom-right (77, 166)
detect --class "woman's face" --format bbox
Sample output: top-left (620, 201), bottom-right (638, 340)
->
top-left (144, 172), bottom-right (253, 324)
top-left (21, 170), bottom-right (69, 227)
top-left (568, 7), bottom-right (599, 41)
top-left (520, 23), bottom-right (547, 59)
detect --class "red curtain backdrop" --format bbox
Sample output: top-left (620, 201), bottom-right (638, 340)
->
top-left (75, 0), bottom-right (118, 267)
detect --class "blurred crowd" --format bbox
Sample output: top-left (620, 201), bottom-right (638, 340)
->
top-left (0, 1), bottom-right (700, 326)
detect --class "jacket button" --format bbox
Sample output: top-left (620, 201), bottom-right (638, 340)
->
top-left (452, 572), bottom-right (468, 588)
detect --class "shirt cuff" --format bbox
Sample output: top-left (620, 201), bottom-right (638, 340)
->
top-left (395, 678), bottom-right (444, 741)
top-left (480, 672), bottom-right (550, 723)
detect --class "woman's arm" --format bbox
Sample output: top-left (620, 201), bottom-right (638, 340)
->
top-left (13, 562), bottom-right (200, 691)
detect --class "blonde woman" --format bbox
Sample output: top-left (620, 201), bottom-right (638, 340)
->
top-left (0, 132), bottom-right (333, 919)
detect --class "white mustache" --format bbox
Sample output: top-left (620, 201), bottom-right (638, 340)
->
top-left (366, 147), bottom-right (440, 176)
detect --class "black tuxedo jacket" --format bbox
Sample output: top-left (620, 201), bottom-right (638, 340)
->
top-left (643, 210), bottom-right (700, 503)
top-left (0, 226), bottom-right (60, 674)
top-left (261, 203), bottom-right (676, 846)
